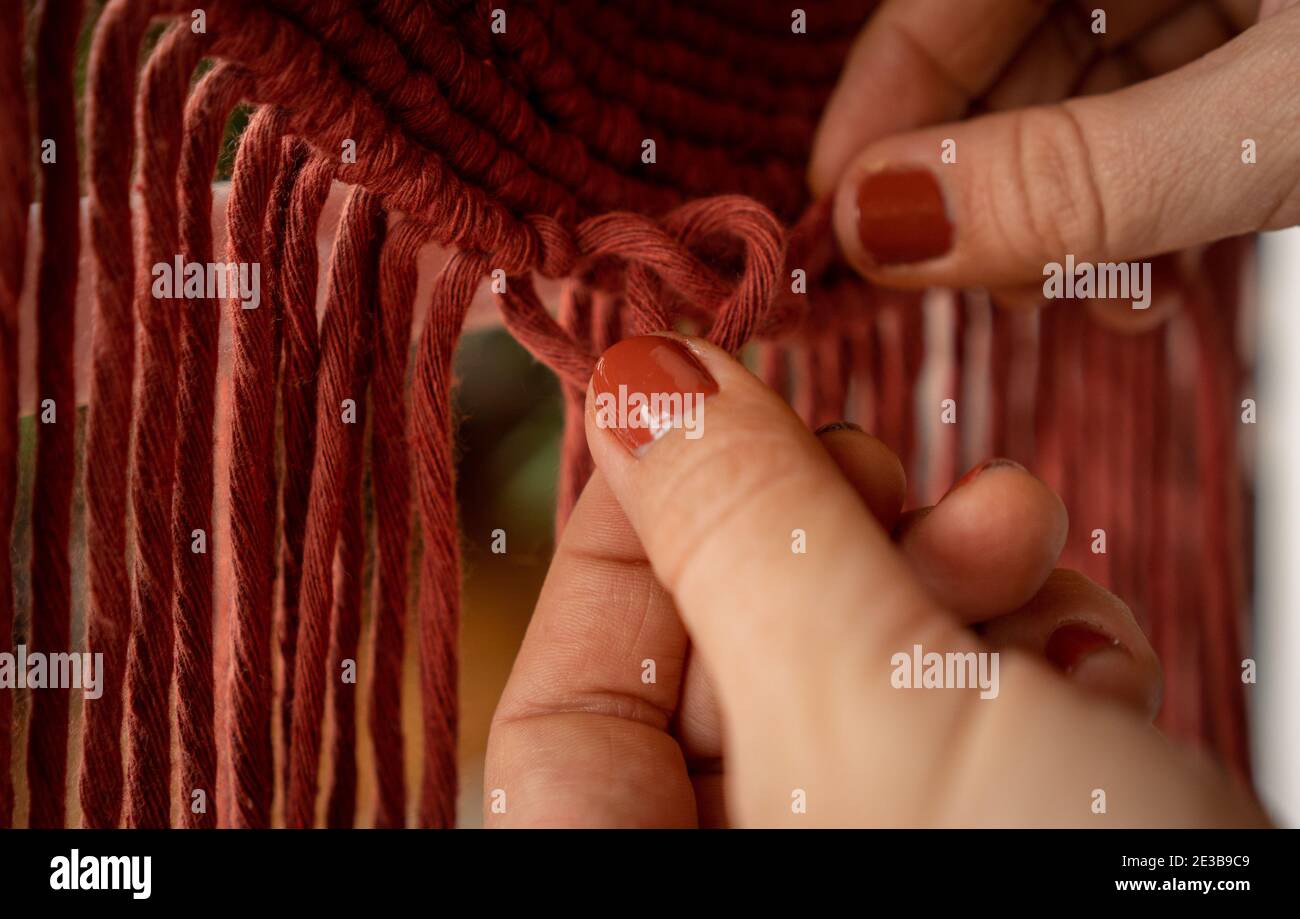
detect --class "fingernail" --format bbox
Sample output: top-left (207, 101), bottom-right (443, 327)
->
top-left (591, 336), bottom-right (718, 456)
top-left (856, 168), bottom-right (953, 266)
top-left (1045, 623), bottom-right (1126, 675)
top-left (814, 421), bottom-right (863, 436)
top-left (944, 458), bottom-right (1024, 497)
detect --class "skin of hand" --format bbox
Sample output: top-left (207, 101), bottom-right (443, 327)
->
top-left (484, 334), bottom-right (1269, 827)
top-left (809, 0), bottom-right (1300, 317)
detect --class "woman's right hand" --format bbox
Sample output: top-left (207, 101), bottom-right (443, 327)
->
top-left (484, 335), bottom-right (1268, 827)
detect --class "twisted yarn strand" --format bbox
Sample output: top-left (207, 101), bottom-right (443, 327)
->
top-left (25, 0), bottom-right (85, 830)
top-left (0, 0), bottom-right (32, 830)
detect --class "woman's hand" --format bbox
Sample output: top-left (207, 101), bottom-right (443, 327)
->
top-left (483, 335), bottom-right (1267, 827)
top-left (811, 0), bottom-right (1300, 304)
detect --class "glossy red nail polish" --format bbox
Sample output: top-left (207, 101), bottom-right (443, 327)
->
top-left (1045, 623), bottom-right (1125, 674)
top-left (591, 336), bottom-right (718, 455)
top-left (856, 168), bottom-right (953, 266)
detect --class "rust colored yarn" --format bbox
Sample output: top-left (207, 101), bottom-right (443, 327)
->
top-left (411, 249), bottom-right (494, 828)
top-left (25, 0), bottom-right (83, 830)
top-left (0, 0), bottom-right (32, 830)
top-left (367, 218), bottom-right (430, 828)
top-left (285, 185), bottom-right (384, 828)
top-left (79, 0), bottom-right (150, 830)
top-left (122, 22), bottom-right (205, 830)
top-left (0, 0), bottom-right (1255, 829)
top-left (273, 148), bottom-right (334, 803)
top-left (171, 63), bottom-right (251, 831)
top-left (226, 105), bottom-right (289, 828)
top-left (324, 193), bottom-right (385, 826)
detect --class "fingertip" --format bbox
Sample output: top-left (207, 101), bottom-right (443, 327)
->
top-left (983, 570), bottom-right (1164, 721)
top-left (1085, 255), bottom-right (1183, 333)
top-left (815, 422), bottom-right (907, 530)
top-left (900, 459), bottom-right (1066, 621)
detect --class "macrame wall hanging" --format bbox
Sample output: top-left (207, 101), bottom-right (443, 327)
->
top-left (0, 0), bottom-right (1251, 828)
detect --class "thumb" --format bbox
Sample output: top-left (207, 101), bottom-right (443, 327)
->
top-left (829, 6), bottom-right (1300, 290)
top-left (583, 334), bottom-right (961, 738)
top-left (582, 335), bottom-right (1270, 827)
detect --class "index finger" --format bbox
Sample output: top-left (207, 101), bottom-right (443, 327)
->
top-left (809, 0), bottom-right (1052, 195)
top-left (483, 473), bottom-right (697, 827)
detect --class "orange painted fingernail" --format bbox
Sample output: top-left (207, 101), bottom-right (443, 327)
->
top-left (856, 168), bottom-right (953, 266)
top-left (591, 336), bottom-right (718, 456)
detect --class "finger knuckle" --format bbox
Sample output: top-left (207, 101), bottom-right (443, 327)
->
top-left (1001, 104), bottom-right (1110, 260)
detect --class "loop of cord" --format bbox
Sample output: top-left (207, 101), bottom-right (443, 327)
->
top-left (667, 196), bottom-right (786, 352)
top-left (497, 193), bottom-right (790, 396)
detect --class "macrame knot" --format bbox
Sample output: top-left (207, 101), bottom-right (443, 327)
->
top-left (527, 213), bottom-right (580, 279)
top-left (571, 194), bottom-right (785, 353)
top-left (662, 195), bottom-right (786, 352)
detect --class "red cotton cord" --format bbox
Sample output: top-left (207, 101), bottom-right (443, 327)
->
top-left (170, 63), bottom-right (252, 830)
top-left (122, 23), bottom-right (209, 829)
top-left (367, 218), bottom-right (432, 829)
top-left (225, 105), bottom-right (290, 829)
top-left (25, 0), bottom-right (84, 830)
top-left (411, 251), bottom-right (488, 828)
top-left (286, 186), bottom-right (383, 828)
top-left (326, 189), bottom-right (385, 829)
top-left (78, 0), bottom-right (152, 830)
top-left (552, 281), bottom-right (595, 535)
top-left (274, 150), bottom-right (334, 803)
top-left (0, 0), bottom-right (32, 830)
